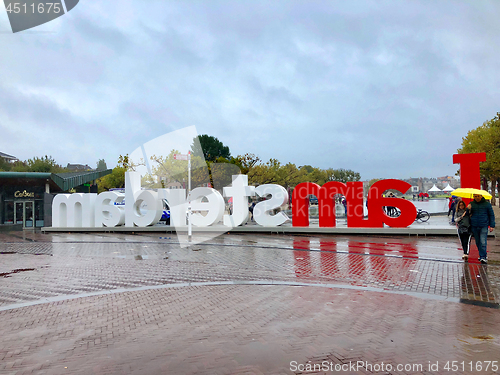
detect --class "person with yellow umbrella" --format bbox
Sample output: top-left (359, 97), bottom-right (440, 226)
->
top-left (451, 188), bottom-right (495, 264)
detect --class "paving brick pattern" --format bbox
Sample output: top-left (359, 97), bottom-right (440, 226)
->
top-left (0, 235), bottom-right (499, 308)
top-left (1, 285), bottom-right (499, 374)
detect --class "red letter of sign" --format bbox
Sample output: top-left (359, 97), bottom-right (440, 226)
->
top-left (319, 181), bottom-right (347, 227)
top-left (293, 182), bottom-right (321, 227)
top-left (368, 179), bottom-right (416, 228)
top-left (292, 182), bottom-right (347, 227)
top-left (346, 181), bottom-right (376, 227)
top-left (452, 153), bottom-right (486, 189)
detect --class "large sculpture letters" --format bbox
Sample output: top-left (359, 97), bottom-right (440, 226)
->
top-left (51, 153), bottom-right (485, 229)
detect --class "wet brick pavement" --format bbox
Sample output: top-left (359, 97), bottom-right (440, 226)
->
top-left (0, 231), bottom-right (499, 374)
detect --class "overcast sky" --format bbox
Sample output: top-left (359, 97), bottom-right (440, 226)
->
top-left (1, 1), bottom-right (499, 180)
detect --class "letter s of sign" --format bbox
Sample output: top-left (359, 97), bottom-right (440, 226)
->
top-left (253, 184), bottom-right (290, 226)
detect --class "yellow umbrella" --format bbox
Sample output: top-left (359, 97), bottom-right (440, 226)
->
top-left (450, 188), bottom-right (492, 200)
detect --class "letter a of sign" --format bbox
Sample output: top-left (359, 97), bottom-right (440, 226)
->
top-left (3, 0), bottom-right (79, 33)
top-left (367, 179), bottom-right (416, 228)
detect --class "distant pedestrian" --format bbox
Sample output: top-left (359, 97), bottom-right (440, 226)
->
top-left (448, 196), bottom-right (458, 223)
top-left (341, 196), bottom-right (347, 216)
top-left (249, 201), bottom-right (256, 222)
top-left (386, 192), bottom-right (396, 216)
top-left (467, 194), bottom-right (495, 264)
top-left (455, 200), bottom-right (471, 261)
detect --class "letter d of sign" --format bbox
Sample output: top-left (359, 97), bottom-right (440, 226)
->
top-left (95, 192), bottom-right (125, 227)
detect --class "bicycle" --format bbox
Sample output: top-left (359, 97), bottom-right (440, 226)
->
top-left (385, 207), bottom-right (401, 217)
top-left (415, 208), bottom-right (430, 222)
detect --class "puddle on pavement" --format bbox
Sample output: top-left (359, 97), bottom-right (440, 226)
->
top-left (233, 341), bottom-right (281, 370)
top-left (472, 335), bottom-right (494, 340)
top-left (0, 268), bottom-right (36, 278)
top-left (114, 254), bottom-right (165, 260)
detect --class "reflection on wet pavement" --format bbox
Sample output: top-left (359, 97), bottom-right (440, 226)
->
top-left (0, 232), bottom-right (498, 309)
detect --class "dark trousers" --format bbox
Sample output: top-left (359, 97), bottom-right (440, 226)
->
top-left (448, 208), bottom-right (455, 222)
top-left (458, 230), bottom-right (472, 255)
top-left (471, 226), bottom-right (489, 259)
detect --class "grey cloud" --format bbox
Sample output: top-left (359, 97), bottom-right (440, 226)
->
top-left (71, 17), bottom-right (130, 53)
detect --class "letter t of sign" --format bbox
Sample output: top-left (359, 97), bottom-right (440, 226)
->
top-left (223, 175), bottom-right (255, 227)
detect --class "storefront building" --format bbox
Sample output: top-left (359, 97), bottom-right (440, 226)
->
top-left (0, 170), bottom-right (111, 229)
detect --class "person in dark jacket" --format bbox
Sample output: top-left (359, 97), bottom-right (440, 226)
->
top-left (455, 200), bottom-right (471, 260)
top-left (448, 196), bottom-right (458, 223)
top-left (467, 194), bottom-right (495, 264)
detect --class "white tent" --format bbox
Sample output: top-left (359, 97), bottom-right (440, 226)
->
top-left (442, 184), bottom-right (454, 192)
top-left (428, 184), bottom-right (442, 193)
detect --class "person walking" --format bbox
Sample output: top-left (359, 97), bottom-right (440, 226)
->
top-left (467, 193), bottom-right (495, 264)
top-left (455, 200), bottom-right (472, 261)
top-left (386, 192), bottom-right (396, 216)
top-left (249, 201), bottom-right (256, 222)
top-left (448, 196), bottom-right (457, 223)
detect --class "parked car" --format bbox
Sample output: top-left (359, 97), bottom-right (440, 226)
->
top-left (160, 199), bottom-right (170, 225)
top-left (113, 196), bottom-right (170, 225)
top-left (309, 195), bottom-right (318, 205)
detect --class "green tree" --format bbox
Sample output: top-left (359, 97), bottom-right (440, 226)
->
top-left (11, 161), bottom-right (29, 172)
top-left (8, 155), bottom-right (64, 173)
top-left (231, 153), bottom-right (260, 175)
top-left (0, 157), bottom-right (12, 171)
top-left (191, 135), bottom-right (231, 162)
top-left (27, 155), bottom-right (63, 172)
top-left (96, 155), bottom-right (132, 193)
top-left (304, 166), bottom-right (328, 185)
top-left (97, 167), bottom-right (126, 193)
top-left (299, 165), bottom-right (314, 174)
top-left (367, 178), bottom-right (381, 188)
top-left (458, 115), bottom-right (500, 205)
top-left (118, 154), bottom-right (132, 169)
top-left (96, 159), bottom-right (107, 170)
top-left (248, 159), bottom-right (308, 188)
top-left (148, 150), bottom-right (207, 189)
top-left (325, 168), bottom-right (361, 183)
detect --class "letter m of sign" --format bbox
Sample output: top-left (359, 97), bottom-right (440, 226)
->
top-left (52, 193), bottom-right (96, 227)
top-left (292, 182), bottom-right (349, 227)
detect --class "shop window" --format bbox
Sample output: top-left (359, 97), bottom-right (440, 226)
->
top-left (4, 201), bottom-right (14, 224)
